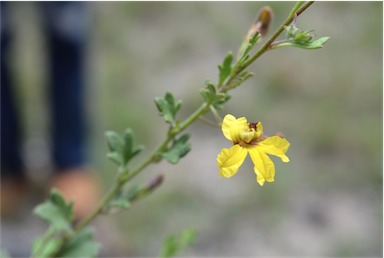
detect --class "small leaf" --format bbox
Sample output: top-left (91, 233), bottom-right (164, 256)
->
top-left (123, 129), bottom-right (133, 154)
top-left (103, 188), bottom-right (133, 214)
top-left (237, 32), bottom-right (260, 63)
top-left (105, 129), bottom-right (143, 167)
top-left (33, 188), bottom-right (73, 233)
top-left (155, 92), bottom-right (183, 126)
top-left (127, 175), bottom-right (164, 203)
top-left (109, 198), bottom-right (131, 209)
top-left (155, 98), bottom-right (173, 124)
top-left (205, 81), bottom-right (216, 93)
top-left (160, 229), bottom-right (197, 258)
top-left (32, 234), bottom-right (62, 258)
top-left (200, 86), bottom-right (229, 109)
top-left (213, 94), bottom-right (231, 109)
top-left (122, 129), bottom-right (143, 164)
top-left (224, 70), bottom-right (254, 91)
top-left (200, 83), bottom-right (227, 105)
top-left (161, 134), bottom-right (191, 164)
top-left (106, 152), bottom-right (122, 165)
top-left (218, 52), bottom-right (233, 86)
top-left (56, 227), bottom-right (100, 258)
top-left (105, 131), bottom-right (123, 153)
top-left (274, 36), bottom-right (330, 50)
top-left (125, 185), bottom-right (142, 201)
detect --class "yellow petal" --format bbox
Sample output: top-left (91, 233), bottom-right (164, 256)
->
top-left (217, 145), bottom-right (248, 178)
top-left (255, 122), bottom-right (263, 138)
top-left (248, 148), bottom-right (275, 186)
top-left (240, 130), bottom-right (255, 143)
top-left (257, 136), bottom-right (290, 162)
top-left (222, 114), bottom-right (248, 143)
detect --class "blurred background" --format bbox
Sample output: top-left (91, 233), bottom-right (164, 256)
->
top-left (1, 2), bottom-right (382, 257)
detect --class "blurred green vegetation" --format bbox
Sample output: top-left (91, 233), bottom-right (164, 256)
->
top-left (6, 1), bottom-right (382, 257)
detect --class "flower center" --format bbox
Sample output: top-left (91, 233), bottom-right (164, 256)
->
top-left (236, 122), bottom-right (266, 148)
top-left (240, 129), bottom-right (255, 143)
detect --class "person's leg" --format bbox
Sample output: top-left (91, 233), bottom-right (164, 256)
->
top-left (1, 2), bottom-right (28, 216)
top-left (42, 2), bottom-right (88, 170)
top-left (41, 2), bottom-right (99, 219)
top-left (0, 2), bottom-right (25, 179)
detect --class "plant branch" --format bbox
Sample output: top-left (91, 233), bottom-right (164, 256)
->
top-left (222, 1), bottom-right (314, 91)
top-left (47, 2), bottom-right (316, 255)
top-left (74, 0), bottom-right (315, 238)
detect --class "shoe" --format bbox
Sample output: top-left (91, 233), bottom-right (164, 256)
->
top-left (50, 168), bottom-right (101, 220)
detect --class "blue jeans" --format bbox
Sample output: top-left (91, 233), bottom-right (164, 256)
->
top-left (1, 2), bottom-right (90, 178)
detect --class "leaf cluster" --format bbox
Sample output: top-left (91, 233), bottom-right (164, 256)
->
top-left (200, 81), bottom-right (230, 109)
top-left (32, 189), bottom-right (99, 257)
top-left (155, 92), bottom-right (182, 127)
top-left (161, 134), bottom-right (191, 164)
top-left (277, 23), bottom-right (330, 50)
top-left (105, 129), bottom-right (144, 170)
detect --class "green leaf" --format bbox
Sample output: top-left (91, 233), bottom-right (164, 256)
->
top-left (161, 134), bottom-right (191, 164)
top-left (106, 152), bottom-right (122, 165)
top-left (225, 70), bottom-right (254, 91)
top-left (155, 92), bottom-right (182, 126)
top-left (200, 83), bottom-right (230, 109)
top-left (103, 188), bottom-right (133, 214)
top-left (105, 129), bottom-right (143, 167)
top-left (125, 185), bottom-right (142, 201)
top-left (218, 52), bottom-right (233, 86)
top-left (105, 131), bottom-right (123, 153)
top-left (274, 36), bottom-right (330, 50)
top-left (237, 32), bottom-right (260, 63)
top-left (282, 23), bottom-right (330, 50)
top-left (200, 81), bottom-right (227, 107)
top-left (213, 94), bottom-right (231, 109)
top-left (33, 188), bottom-right (73, 233)
top-left (122, 129), bottom-right (144, 164)
top-left (160, 229), bottom-right (197, 258)
top-left (56, 227), bottom-right (100, 258)
top-left (108, 198), bottom-right (131, 209)
top-left (32, 235), bottom-right (62, 258)
top-left (105, 131), bottom-right (123, 166)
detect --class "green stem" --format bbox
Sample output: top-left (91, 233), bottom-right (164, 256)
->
top-left (177, 103), bottom-right (210, 133)
top-left (210, 105), bottom-right (223, 124)
top-left (290, 1), bottom-right (305, 17)
top-left (74, 180), bottom-right (123, 232)
top-left (33, 226), bottom-right (56, 258)
top-left (75, 103), bottom-right (211, 233)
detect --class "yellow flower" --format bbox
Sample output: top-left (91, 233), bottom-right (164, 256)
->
top-left (216, 114), bottom-right (290, 186)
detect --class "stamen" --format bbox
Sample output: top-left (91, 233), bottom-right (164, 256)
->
top-left (249, 122), bottom-right (258, 131)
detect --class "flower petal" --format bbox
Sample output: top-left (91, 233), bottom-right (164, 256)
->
top-left (257, 136), bottom-right (290, 162)
top-left (217, 145), bottom-right (248, 178)
top-left (255, 121), bottom-right (263, 138)
top-left (248, 148), bottom-right (275, 186)
top-left (222, 114), bottom-right (248, 143)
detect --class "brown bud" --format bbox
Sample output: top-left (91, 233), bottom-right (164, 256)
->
top-left (253, 6), bottom-right (273, 38)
